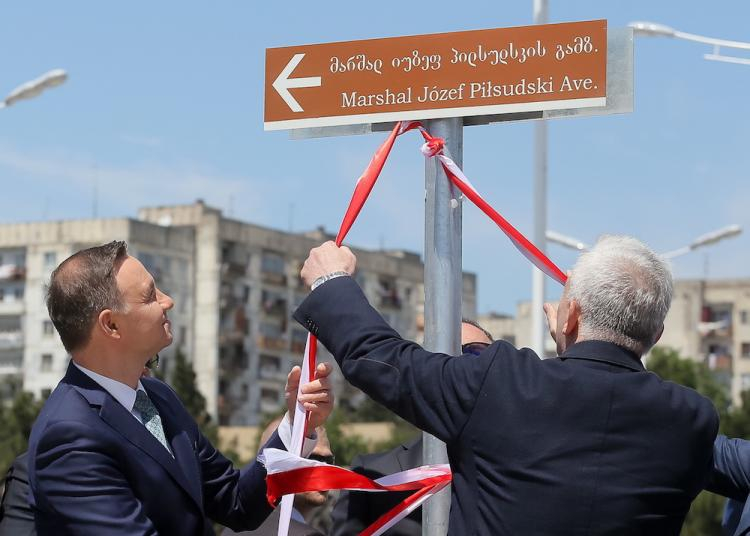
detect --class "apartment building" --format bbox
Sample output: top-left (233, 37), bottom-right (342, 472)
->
top-left (0, 201), bottom-right (477, 425)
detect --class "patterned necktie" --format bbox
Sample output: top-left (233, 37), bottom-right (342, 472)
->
top-left (134, 390), bottom-right (173, 457)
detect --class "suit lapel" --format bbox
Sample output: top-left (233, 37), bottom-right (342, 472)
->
top-left (64, 363), bottom-right (202, 511)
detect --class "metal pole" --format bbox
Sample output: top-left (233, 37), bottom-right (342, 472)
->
top-left (531, 0), bottom-right (549, 358)
top-left (422, 117), bottom-right (463, 535)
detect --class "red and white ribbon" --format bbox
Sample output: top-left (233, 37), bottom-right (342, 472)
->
top-left (263, 448), bottom-right (451, 536)
top-left (278, 120), bottom-right (567, 535)
top-left (399, 121), bottom-right (568, 285)
top-left (279, 122), bottom-right (398, 536)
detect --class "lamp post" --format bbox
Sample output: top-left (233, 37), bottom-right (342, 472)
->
top-left (0, 69), bottom-right (68, 109)
top-left (531, 0), bottom-right (549, 358)
top-left (546, 225), bottom-right (742, 259)
top-left (628, 22), bottom-right (750, 65)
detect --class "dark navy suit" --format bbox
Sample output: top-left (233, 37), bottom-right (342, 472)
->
top-left (28, 362), bottom-right (280, 535)
top-left (707, 435), bottom-right (750, 535)
top-left (331, 436), bottom-right (423, 536)
top-left (294, 277), bottom-right (719, 535)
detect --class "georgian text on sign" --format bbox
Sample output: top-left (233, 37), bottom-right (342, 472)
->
top-left (264, 20), bottom-right (607, 131)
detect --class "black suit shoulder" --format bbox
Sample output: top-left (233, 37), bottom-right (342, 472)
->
top-left (0, 452), bottom-right (35, 536)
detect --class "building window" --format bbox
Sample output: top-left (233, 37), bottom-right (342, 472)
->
top-left (43, 320), bottom-right (55, 336)
top-left (261, 388), bottom-right (279, 404)
top-left (742, 311), bottom-right (749, 325)
top-left (0, 288), bottom-right (4, 301)
top-left (742, 343), bottom-right (750, 359)
top-left (43, 251), bottom-right (57, 268)
top-left (261, 252), bottom-right (285, 274)
top-left (14, 287), bottom-right (23, 300)
top-left (41, 353), bottom-right (53, 372)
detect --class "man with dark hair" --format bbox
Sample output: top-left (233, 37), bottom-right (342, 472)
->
top-left (27, 241), bottom-right (335, 535)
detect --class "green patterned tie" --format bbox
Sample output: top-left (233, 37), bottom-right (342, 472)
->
top-left (134, 390), bottom-right (173, 457)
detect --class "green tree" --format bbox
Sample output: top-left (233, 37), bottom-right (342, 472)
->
top-left (163, 349), bottom-right (244, 464)
top-left (325, 409), bottom-right (372, 467)
top-left (724, 390), bottom-right (750, 439)
top-left (0, 390), bottom-right (45, 479)
top-left (648, 346), bottom-right (728, 536)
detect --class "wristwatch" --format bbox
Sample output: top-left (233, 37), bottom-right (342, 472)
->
top-left (311, 271), bottom-right (350, 291)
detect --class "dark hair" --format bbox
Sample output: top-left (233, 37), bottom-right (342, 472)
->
top-left (46, 241), bottom-right (128, 352)
top-left (461, 318), bottom-right (494, 342)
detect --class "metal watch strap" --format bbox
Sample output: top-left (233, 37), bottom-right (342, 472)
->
top-left (311, 271), bottom-right (350, 291)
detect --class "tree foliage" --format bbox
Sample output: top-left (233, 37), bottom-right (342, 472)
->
top-left (648, 346), bottom-right (750, 535)
top-left (164, 348), bottom-right (243, 464)
top-left (0, 388), bottom-right (45, 481)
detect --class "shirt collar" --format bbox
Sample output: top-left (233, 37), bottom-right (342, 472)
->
top-left (559, 340), bottom-right (645, 372)
top-left (73, 362), bottom-right (145, 413)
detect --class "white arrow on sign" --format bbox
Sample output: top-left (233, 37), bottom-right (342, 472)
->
top-left (272, 53), bottom-right (321, 113)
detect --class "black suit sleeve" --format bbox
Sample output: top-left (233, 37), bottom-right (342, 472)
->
top-left (0, 452), bottom-right (35, 536)
top-left (201, 430), bottom-right (284, 531)
top-left (294, 276), bottom-right (495, 443)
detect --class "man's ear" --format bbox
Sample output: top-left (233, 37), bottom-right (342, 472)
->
top-left (563, 299), bottom-right (581, 336)
top-left (653, 324), bottom-right (664, 345)
top-left (97, 309), bottom-right (121, 340)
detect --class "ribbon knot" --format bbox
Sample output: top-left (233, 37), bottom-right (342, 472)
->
top-left (420, 137), bottom-right (445, 157)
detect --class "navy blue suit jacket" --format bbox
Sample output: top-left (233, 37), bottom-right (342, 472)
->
top-left (331, 436), bottom-right (423, 536)
top-left (294, 277), bottom-right (719, 535)
top-left (28, 362), bottom-right (281, 535)
top-left (707, 435), bottom-right (750, 535)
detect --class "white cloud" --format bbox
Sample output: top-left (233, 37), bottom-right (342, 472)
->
top-left (0, 143), bottom-right (273, 220)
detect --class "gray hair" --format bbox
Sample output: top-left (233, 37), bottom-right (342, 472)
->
top-left (568, 235), bottom-right (673, 355)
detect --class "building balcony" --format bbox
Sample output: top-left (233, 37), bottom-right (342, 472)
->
top-left (0, 301), bottom-right (24, 315)
top-left (260, 398), bottom-right (283, 415)
top-left (221, 261), bottom-right (247, 278)
top-left (257, 335), bottom-right (287, 351)
top-left (0, 331), bottom-right (23, 350)
top-left (0, 352), bottom-right (22, 375)
top-left (259, 366), bottom-right (286, 381)
top-left (0, 265), bottom-right (26, 281)
top-left (261, 271), bottom-right (287, 286)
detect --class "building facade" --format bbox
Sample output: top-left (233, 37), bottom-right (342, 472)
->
top-left (0, 201), bottom-right (477, 425)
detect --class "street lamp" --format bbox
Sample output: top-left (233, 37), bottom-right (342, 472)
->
top-left (628, 21), bottom-right (750, 65)
top-left (0, 69), bottom-right (68, 109)
top-left (545, 230), bottom-right (588, 252)
top-left (546, 224), bottom-right (742, 259)
top-left (661, 224), bottom-right (742, 259)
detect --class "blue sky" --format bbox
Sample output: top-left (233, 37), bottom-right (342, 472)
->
top-left (1, 2), bottom-right (748, 315)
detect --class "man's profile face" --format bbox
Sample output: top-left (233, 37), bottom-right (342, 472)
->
top-left (298, 430), bottom-right (333, 508)
top-left (113, 256), bottom-right (174, 361)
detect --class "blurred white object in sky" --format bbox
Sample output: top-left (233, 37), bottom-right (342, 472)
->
top-left (0, 69), bottom-right (67, 109)
top-left (629, 21), bottom-right (750, 65)
top-left (546, 224), bottom-right (742, 260)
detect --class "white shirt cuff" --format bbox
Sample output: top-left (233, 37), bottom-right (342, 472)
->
top-left (277, 411), bottom-right (318, 458)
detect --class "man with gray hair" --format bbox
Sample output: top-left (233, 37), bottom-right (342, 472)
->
top-left (294, 236), bottom-right (719, 535)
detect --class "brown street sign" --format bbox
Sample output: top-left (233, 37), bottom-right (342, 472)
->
top-left (264, 20), bottom-right (607, 131)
